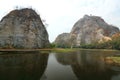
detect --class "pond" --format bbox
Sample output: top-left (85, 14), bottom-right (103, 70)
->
top-left (0, 50), bottom-right (120, 80)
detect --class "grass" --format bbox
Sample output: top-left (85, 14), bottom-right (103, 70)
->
top-left (108, 57), bottom-right (120, 64)
top-left (51, 48), bottom-right (79, 53)
top-left (0, 48), bottom-right (77, 53)
top-left (105, 56), bottom-right (120, 65)
top-left (0, 48), bottom-right (119, 53)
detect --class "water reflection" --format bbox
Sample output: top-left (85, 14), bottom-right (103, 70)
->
top-left (0, 51), bottom-right (49, 80)
top-left (55, 50), bottom-right (120, 80)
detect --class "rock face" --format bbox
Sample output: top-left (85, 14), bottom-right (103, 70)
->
top-left (55, 15), bottom-right (119, 47)
top-left (0, 8), bottom-right (49, 48)
top-left (54, 33), bottom-right (71, 47)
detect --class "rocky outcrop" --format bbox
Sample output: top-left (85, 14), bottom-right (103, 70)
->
top-left (0, 8), bottom-right (49, 49)
top-left (55, 15), bottom-right (119, 47)
top-left (71, 15), bottom-right (119, 46)
top-left (54, 33), bottom-right (71, 47)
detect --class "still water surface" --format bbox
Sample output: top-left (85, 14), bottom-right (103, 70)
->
top-left (0, 50), bottom-right (120, 80)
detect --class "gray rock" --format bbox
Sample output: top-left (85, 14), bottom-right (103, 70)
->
top-left (0, 8), bottom-right (49, 49)
top-left (70, 15), bottom-right (119, 46)
top-left (55, 15), bottom-right (119, 47)
top-left (54, 33), bottom-right (71, 47)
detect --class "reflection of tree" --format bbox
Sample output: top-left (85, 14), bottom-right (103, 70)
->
top-left (71, 51), bottom-right (117, 80)
top-left (0, 51), bottom-right (49, 80)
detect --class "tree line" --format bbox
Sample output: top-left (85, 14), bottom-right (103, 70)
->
top-left (80, 34), bottom-right (120, 50)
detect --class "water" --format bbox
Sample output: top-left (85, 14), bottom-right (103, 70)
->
top-left (0, 51), bottom-right (48, 80)
top-left (0, 50), bottom-right (120, 80)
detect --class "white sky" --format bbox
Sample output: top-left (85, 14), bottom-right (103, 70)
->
top-left (0, 0), bottom-right (120, 42)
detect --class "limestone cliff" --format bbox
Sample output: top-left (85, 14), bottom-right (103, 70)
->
top-left (55, 15), bottom-right (119, 47)
top-left (71, 15), bottom-right (119, 46)
top-left (54, 33), bottom-right (71, 47)
top-left (0, 8), bottom-right (49, 48)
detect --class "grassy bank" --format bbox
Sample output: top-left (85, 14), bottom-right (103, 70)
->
top-left (0, 48), bottom-right (119, 54)
top-left (50, 48), bottom-right (79, 53)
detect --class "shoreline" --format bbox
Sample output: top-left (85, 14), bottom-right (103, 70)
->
top-left (0, 48), bottom-right (119, 52)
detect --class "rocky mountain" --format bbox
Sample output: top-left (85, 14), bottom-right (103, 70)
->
top-left (54, 33), bottom-right (71, 47)
top-left (54, 15), bottom-right (119, 47)
top-left (0, 8), bottom-right (49, 49)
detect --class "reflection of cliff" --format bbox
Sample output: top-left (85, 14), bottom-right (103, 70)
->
top-left (0, 51), bottom-right (49, 80)
top-left (55, 50), bottom-right (120, 80)
top-left (71, 51), bottom-right (112, 80)
top-left (55, 52), bottom-right (77, 65)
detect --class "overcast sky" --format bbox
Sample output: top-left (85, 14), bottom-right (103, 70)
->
top-left (0, 0), bottom-right (120, 42)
